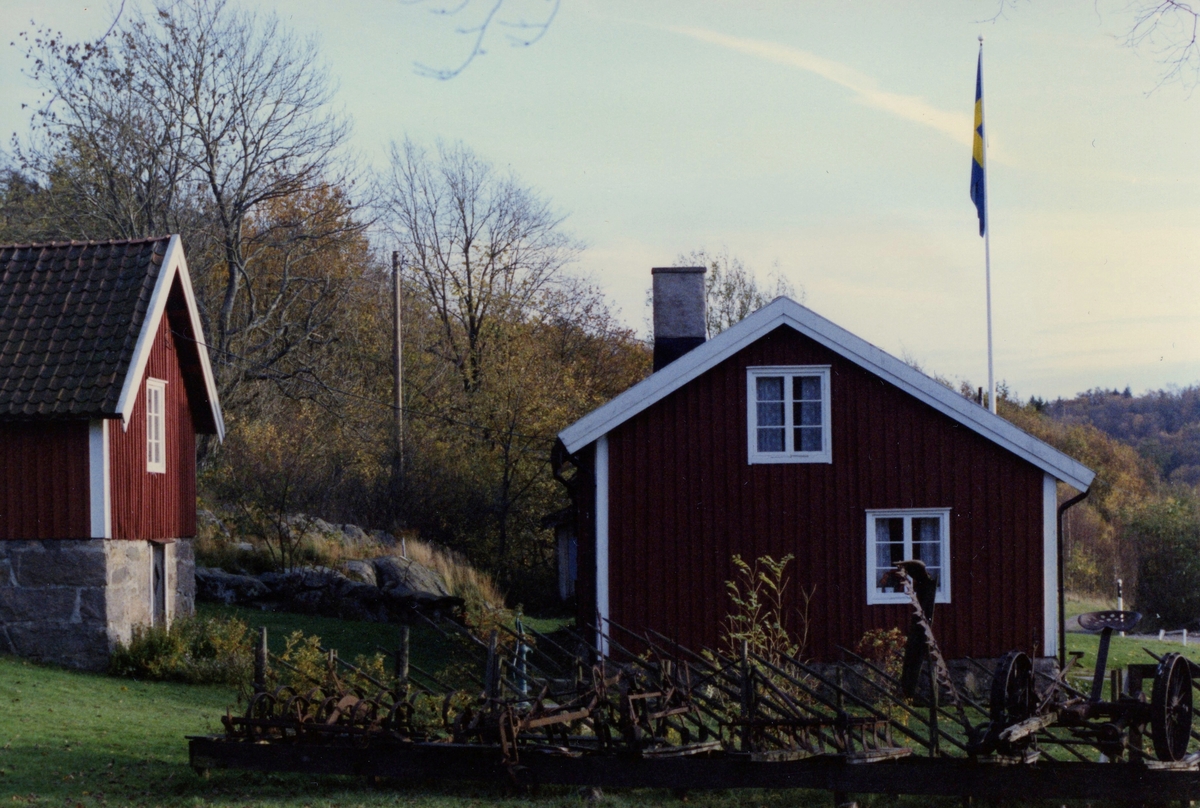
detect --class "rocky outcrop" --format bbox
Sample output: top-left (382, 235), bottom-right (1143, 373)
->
top-left (195, 567), bottom-right (270, 605)
top-left (374, 556), bottom-right (452, 602)
top-left (194, 557), bottom-right (462, 622)
top-left (342, 559), bottom-right (377, 587)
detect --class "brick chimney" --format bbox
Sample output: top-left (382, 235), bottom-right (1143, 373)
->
top-left (651, 266), bottom-right (706, 371)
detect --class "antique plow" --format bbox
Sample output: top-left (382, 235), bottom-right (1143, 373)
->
top-left (970, 610), bottom-right (1195, 765)
top-left (192, 563), bottom-right (1200, 802)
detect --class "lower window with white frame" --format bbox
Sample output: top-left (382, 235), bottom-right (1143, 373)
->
top-left (866, 508), bottom-right (950, 605)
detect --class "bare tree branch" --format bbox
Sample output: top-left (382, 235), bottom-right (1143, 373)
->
top-left (1125, 1), bottom-right (1200, 91)
top-left (406, 0), bottom-right (560, 80)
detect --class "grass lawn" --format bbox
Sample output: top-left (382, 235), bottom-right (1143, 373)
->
top-left (3, 603), bottom-right (1180, 807)
top-left (2, 607), bottom-right (918, 808)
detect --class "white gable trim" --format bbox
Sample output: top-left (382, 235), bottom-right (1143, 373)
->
top-left (113, 235), bottom-right (225, 441)
top-left (558, 297), bottom-right (1094, 491)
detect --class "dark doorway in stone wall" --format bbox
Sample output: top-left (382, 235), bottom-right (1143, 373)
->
top-left (152, 543), bottom-right (166, 627)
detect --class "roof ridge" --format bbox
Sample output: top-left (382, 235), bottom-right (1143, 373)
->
top-left (0, 236), bottom-right (173, 250)
top-left (558, 297), bottom-right (1096, 491)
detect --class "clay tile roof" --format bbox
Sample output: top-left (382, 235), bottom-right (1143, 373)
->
top-left (0, 237), bottom-right (171, 419)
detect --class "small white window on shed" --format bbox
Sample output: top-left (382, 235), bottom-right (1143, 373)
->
top-left (746, 366), bottom-right (832, 464)
top-left (146, 378), bottom-right (166, 473)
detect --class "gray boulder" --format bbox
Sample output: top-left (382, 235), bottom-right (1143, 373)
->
top-left (374, 555), bottom-right (453, 603)
top-left (342, 559), bottom-right (377, 587)
top-left (258, 567), bottom-right (389, 621)
top-left (341, 524), bottom-right (369, 545)
top-left (195, 567), bottom-right (268, 605)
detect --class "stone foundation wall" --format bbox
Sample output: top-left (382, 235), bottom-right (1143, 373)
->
top-left (0, 538), bottom-right (195, 670)
top-left (104, 540), bottom-right (153, 650)
top-left (175, 539), bottom-right (195, 617)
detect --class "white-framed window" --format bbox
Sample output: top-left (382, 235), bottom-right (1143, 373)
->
top-left (146, 378), bottom-right (166, 474)
top-left (746, 366), bottom-right (832, 464)
top-left (866, 509), bottom-right (951, 605)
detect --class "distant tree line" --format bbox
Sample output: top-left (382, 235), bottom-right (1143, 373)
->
top-left (986, 386), bottom-right (1200, 628)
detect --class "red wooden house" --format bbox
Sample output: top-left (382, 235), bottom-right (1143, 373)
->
top-left (0, 236), bottom-right (223, 668)
top-left (553, 267), bottom-right (1094, 663)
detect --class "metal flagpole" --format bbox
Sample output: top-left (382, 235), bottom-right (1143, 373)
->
top-left (392, 251), bottom-right (405, 528)
top-left (979, 36), bottom-right (995, 414)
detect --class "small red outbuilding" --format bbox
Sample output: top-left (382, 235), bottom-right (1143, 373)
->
top-left (553, 268), bottom-right (1094, 663)
top-left (0, 236), bottom-right (223, 668)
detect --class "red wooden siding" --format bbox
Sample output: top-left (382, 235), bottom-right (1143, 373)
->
top-left (109, 296), bottom-right (197, 540)
top-left (0, 420), bottom-right (90, 539)
top-left (603, 325), bottom-right (1045, 661)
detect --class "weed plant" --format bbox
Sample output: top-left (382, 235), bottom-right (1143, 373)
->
top-left (108, 615), bottom-right (253, 686)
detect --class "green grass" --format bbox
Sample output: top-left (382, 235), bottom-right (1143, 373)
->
top-left (1066, 630), bottom-right (1200, 668)
top-left (196, 602), bottom-right (456, 672)
top-left (0, 619), bottom-right (860, 808)
top-left (1064, 593), bottom-right (1118, 620)
top-left (0, 604), bottom-right (1145, 807)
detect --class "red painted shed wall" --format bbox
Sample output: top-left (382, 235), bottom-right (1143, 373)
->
top-left (602, 325), bottom-right (1045, 661)
top-left (0, 420), bottom-right (90, 538)
top-left (109, 303), bottom-right (197, 540)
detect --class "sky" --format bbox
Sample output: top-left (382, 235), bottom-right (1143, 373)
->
top-left (1, 0), bottom-right (1198, 401)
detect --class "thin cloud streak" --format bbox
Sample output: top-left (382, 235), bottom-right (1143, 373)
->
top-left (671, 26), bottom-right (976, 151)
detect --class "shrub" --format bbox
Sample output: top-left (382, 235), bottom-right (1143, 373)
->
top-left (109, 615), bottom-right (253, 685)
top-left (855, 627), bottom-right (906, 683)
top-left (267, 630), bottom-right (390, 695)
top-left (1133, 492), bottom-right (1200, 629)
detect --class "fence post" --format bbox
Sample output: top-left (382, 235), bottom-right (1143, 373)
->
top-left (740, 640), bottom-right (753, 753)
top-left (254, 626), bottom-right (268, 694)
top-left (928, 659), bottom-right (940, 756)
top-left (396, 625), bottom-right (410, 696)
top-left (485, 629), bottom-right (500, 700)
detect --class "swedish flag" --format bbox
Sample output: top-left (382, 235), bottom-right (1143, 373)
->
top-left (970, 48), bottom-right (986, 236)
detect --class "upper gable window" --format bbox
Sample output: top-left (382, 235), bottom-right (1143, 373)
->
top-left (746, 366), bottom-right (831, 464)
top-left (146, 378), bottom-right (166, 474)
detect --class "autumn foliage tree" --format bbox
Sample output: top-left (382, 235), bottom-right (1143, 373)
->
top-left (8, 5), bottom-right (650, 608)
top-left (15, 0), bottom-right (357, 407)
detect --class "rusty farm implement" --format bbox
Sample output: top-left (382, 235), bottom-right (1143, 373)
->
top-left (190, 564), bottom-right (1200, 802)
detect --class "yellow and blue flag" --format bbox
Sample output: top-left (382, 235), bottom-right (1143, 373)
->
top-left (970, 49), bottom-right (986, 236)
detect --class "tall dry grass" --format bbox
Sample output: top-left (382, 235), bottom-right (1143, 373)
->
top-left (196, 511), bottom-right (507, 613)
top-left (402, 536), bottom-right (506, 613)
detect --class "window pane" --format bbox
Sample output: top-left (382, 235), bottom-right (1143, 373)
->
top-left (756, 376), bottom-right (784, 402)
top-left (914, 517), bottom-right (940, 542)
top-left (913, 517), bottom-right (943, 594)
top-left (757, 401), bottom-right (784, 427)
top-left (796, 426), bottom-right (822, 452)
top-left (914, 541), bottom-right (940, 567)
top-left (877, 517), bottom-right (904, 544)
top-left (795, 375), bottom-right (821, 400)
top-left (795, 401), bottom-right (822, 426)
top-left (875, 518), bottom-right (905, 592)
top-left (757, 428), bottom-right (784, 452)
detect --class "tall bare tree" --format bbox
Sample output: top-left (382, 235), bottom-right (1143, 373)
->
top-left (675, 248), bottom-right (801, 338)
top-left (385, 139), bottom-right (582, 393)
top-left (16, 0), bottom-right (359, 406)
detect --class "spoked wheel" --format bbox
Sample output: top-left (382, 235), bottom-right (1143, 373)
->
top-left (1151, 652), bottom-right (1193, 761)
top-left (990, 651), bottom-right (1035, 726)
